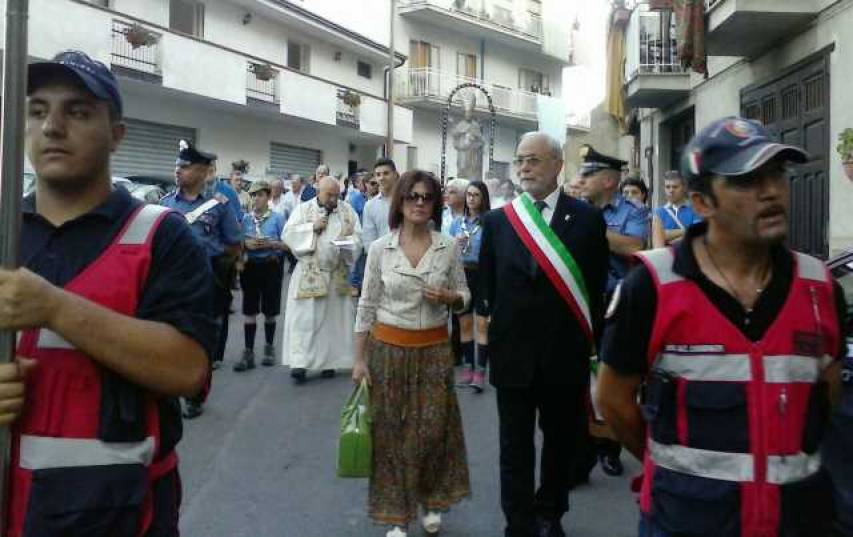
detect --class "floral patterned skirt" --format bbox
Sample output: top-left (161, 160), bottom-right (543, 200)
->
top-left (366, 335), bottom-right (471, 526)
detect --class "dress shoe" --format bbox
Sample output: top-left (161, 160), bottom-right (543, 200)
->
top-left (291, 368), bottom-right (307, 384)
top-left (422, 511), bottom-right (441, 535)
top-left (535, 519), bottom-right (566, 537)
top-left (599, 452), bottom-right (624, 476)
top-left (470, 370), bottom-right (485, 393)
top-left (182, 400), bottom-right (203, 420)
top-left (321, 369), bottom-right (336, 379)
top-left (261, 344), bottom-right (275, 367)
top-left (233, 349), bottom-right (255, 372)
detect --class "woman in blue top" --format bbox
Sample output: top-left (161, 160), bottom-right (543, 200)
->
top-left (234, 180), bottom-right (287, 372)
top-left (448, 180), bottom-right (491, 392)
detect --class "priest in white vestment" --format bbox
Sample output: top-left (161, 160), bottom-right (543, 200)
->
top-left (281, 177), bottom-right (362, 383)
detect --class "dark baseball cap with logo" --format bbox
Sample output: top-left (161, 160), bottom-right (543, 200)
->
top-left (27, 50), bottom-right (123, 116)
top-left (680, 116), bottom-right (809, 188)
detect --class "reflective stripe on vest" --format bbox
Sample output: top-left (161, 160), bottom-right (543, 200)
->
top-left (119, 204), bottom-right (170, 245)
top-left (36, 329), bottom-right (74, 350)
top-left (19, 435), bottom-right (156, 470)
top-left (649, 440), bottom-right (821, 484)
top-left (636, 248), bottom-right (683, 285)
top-left (655, 353), bottom-right (830, 383)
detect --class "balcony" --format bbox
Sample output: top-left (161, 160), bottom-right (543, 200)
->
top-left (111, 19), bottom-right (162, 83)
top-left (398, 0), bottom-right (543, 53)
top-left (623, 4), bottom-right (690, 109)
top-left (396, 68), bottom-right (574, 129)
top-left (705, 0), bottom-right (820, 58)
top-left (246, 62), bottom-right (279, 109)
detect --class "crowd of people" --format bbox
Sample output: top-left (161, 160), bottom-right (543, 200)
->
top-left (0, 49), bottom-right (849, 537)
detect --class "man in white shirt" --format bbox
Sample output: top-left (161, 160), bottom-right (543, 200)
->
top-left (268, 178), bottom-right (288, 219)
top-left (282, 174), bottom-right (305, 216)
top-left (361, 158), bottom-right (399, 252)
top-left (441, 178), bottom-right (469, 235)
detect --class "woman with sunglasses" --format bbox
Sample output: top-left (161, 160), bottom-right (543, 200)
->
top-left (353, 170), bottom-right (471, 537)
top-left (448, 180), bottom-right (491, 392)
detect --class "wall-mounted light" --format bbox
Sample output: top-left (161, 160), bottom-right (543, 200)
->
top-left (242, 12), bottom-right (252, 25)
top-left (334, 51), bottom-right (342, 62)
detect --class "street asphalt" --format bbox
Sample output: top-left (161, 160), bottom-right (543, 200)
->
top-left (177, 277), bottom-right (641, 537)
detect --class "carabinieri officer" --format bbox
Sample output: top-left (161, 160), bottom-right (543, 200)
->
top-left (162, 141), bottom-right (241, 419)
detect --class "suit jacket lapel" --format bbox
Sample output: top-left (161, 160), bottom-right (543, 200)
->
top-left (549, 192), bottom-right (573, 238)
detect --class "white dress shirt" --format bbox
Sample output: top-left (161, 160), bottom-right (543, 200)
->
top-left (536, 186), bottom-right (562, 226)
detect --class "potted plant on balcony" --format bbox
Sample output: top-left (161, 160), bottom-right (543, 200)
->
top-left (251, 63), bottom-right (276, 81)
top-left (124, 24), bottom-right (158, 49)
top-left (838, 128), bottom-right (853, 181)
top-left (341, 89), bottom-right (361, 108)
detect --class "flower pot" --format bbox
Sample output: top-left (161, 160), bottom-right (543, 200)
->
top-left (844, 160), bottom-right (853, 181)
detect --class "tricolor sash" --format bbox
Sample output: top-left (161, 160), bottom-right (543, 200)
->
top-left (504, 193), bottom-right (593, 342)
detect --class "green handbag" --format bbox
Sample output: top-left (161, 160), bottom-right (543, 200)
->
top-left (336, 379), bottom-right (372, 478)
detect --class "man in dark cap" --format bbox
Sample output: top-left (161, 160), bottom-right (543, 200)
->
top-left (597, 116), bottom-right (846, 537)
top-left (162, 140), bottom-right (242, 418)
top-left (579, 144), bottom-right (649, 478)
top-left (0, 50), bottom-right (215, 536)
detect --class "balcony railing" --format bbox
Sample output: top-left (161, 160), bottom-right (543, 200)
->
top-left (399, 0), bottom-right (543, 40)
top-left (705, 0), bottom-right (723, 10)
top-left (395, 67), bottom-right (572, 124)
top-left (624, 5), bottom-right (685, 81)
top-left (246, 63), bottom-right (279, 104)
top-left (111, 19), bottom-right (161, 76)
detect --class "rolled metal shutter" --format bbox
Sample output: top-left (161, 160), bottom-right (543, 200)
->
top-left (112, 119), bottom-right (197, 177)
top-left (269, 142), bottom-right (322, 178)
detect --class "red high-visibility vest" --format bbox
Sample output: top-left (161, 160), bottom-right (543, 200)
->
top-left (636, 247), bottom-right (839, 537)
top-left (7, 204), bottom-right (176, 537)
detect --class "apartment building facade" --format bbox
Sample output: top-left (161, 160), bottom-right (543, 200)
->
top-left (620, 0), bottom-right (853, 257)
top-left (393, 0), bottom-right (580, 181)
top-left (13, 0), bottom-right (413, 180)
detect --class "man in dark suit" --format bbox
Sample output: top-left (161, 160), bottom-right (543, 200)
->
top-left (479, 132), bottom-right (609, 537)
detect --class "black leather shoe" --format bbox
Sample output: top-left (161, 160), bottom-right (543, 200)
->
top-left (321, 369), bottom-right (336, 379)
top-left (183, 401), bottom-right (203, 420)
top-left (233, 349), bottom-right (255, 372)
top-left (535, 519), bottom-right (565, 537)
top-left (599, 453), bottom-right (624, 476)
top-left (291, 368), bottom-right (307, 384)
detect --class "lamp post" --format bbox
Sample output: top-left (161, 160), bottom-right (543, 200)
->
top-left (0, 0), bottom-right (30, 531)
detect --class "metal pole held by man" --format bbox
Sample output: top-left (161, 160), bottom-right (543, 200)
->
top-left (0, 0), bottom-right (29, 531)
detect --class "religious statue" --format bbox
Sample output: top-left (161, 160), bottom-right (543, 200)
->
top-left (451, 96), bottom-right (484, 181)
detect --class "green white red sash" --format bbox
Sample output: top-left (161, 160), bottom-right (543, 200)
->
top-left (504, 193), bottom-right (593, 342)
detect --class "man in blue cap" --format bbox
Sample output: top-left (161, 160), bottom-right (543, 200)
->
top-left (579, 144), bottom-right (649, 478)
top-left (162, 140), bottom-right (242, 418)
top-left (0, 50), bottom-right (215, 536)
top-left (596, 116), bottom-right (846, 537)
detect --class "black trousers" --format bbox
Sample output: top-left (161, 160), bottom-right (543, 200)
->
top-left (496, 385), bottom-right (586, 537)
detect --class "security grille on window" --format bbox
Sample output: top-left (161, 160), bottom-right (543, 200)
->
top-left (287, 41), bottom-right (311, 73)
top-left (170, 0), bottom-right (204, 37)
top-left (357, 61), bottom-right (372, 80)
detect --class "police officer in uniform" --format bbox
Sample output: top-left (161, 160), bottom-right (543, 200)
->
top-left (162, 141), bottom-right (241, 419)
top-left (579, 145), bottom-right (649, 478)
top-left (597, 117), bottom-right (846, 537)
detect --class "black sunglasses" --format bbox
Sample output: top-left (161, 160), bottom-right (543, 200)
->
top-left (404, 192), bottom-right (436, 204)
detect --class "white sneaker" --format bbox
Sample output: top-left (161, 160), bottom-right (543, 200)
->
top-left (422, 511), bottom-right (442, 535)
top-left (386, 526), bottom-right (407, 537)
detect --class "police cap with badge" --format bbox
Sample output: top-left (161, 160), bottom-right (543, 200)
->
top-left (176, 140), bottom-right (217, 167)
top-left (579, 145), bottom-right (627, 177)
top-left (680, 116), bottom-right (808, 188)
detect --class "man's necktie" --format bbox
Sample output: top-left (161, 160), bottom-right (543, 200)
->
top-left (530, 201), bottom-right (548, 277)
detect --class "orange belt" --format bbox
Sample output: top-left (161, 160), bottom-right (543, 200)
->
top-left (372, 323), bottom-right (449, 348)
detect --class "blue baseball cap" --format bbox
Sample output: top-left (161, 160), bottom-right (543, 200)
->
top-left (681, 116), bottom-right (808, 187)
top-left (27, 50), bottom-right (123, 116)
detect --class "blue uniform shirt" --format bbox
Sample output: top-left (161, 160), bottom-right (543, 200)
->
top-left (448, 215), bottom-right (484, 266)
top-left (654, 202), bottom-right (701, 231)
top-left (603, 194), bottom-right (649, 293)
top-left (213, 180), bottom-right (242, 223)
top-left (347, 189), bottom-right (367, 220)
top-left (161, 190), bottom-right (241, 258)
top-left (241, 210), bottom-right (285, 260)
